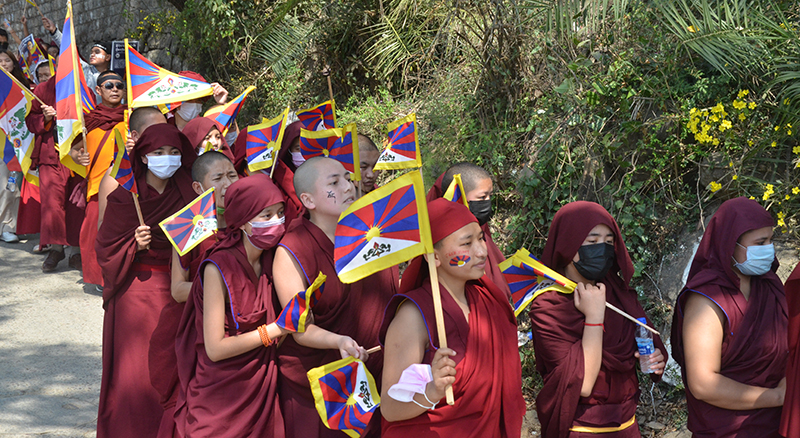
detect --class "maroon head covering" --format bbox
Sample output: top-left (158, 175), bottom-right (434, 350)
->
top-left (399, 199), bottom-right (478, 295)
top-left (179, 70), bottom-right (207, 83)
top-left (181, 117), bottom-right (234, 161)
top-left (278, 121), bottom-right (304, 172)
top-left (132, 124), bottom-right (195, 198)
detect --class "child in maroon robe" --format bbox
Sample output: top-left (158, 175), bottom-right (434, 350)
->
top-left (95, 124), bottom-right (197, 438)
top-left (379, 198), bottom-right (525, 437)
top-left (174, 173), bottom-right (290, 437)
top-left (182, 117), bottom-right (235, 161)
top-left (273, 156), bottom-right (398, 438)
top-left (672, 197), bottom-right (787, 438)
top-left (530, 201), bottom-right (667, 438)
top-left (781, 263), bottom-right (800, 437)
top-left (427, 163), bottom-right (510, 297)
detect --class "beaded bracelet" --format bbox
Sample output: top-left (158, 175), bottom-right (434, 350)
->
top-left (257, 324), bottom-right (271, 347)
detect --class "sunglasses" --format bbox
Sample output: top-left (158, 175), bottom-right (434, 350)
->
top-left (102, 82), bottom-right (125, 90)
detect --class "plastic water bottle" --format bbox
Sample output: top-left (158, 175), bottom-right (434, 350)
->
top-left (635, 317), bottom-right (655, 374)
top-left (6, 172), bottom-right (17, 192)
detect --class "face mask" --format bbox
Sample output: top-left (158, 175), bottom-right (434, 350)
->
top-left (291, 151), bottom-right (305, 168)
top-left (224, 130), bottom-right (238, 147)
top-left (733, 243), bottom-right (774, 277)
top-left (216, 206), bottom-right (225, 217)
top-left (0, 42), bottom-right (8, 52)
top-left (245, 216), bottom-right (286, 250)
top-left (469, 199), bottom-right (493, 226)
top-left (146, 155), bottom-right (182, 180)
top-left (177, 102), bottom-right (202, 121)
top-left (574, 242), bottom-right (615, 281)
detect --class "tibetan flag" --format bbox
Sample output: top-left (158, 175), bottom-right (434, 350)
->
top-left (297, 100), bottom-right (336, 131)
top-left (203, 85), bottom-right (255, 134)
top-left (300, 124), bottom-right (361, 181)
top-left (374, 113), bottom-right (422, 170)
top-left (125, 39), bottom-right (213, 108)
top-left (276, 272), bottom-right (326, 333)
top-left (159, 188), bottom-right (217, 256)
top-left (0, 67), bottom-right (36, 184)
top-left (246, 107), bottom-right (288, 173)
top-left (334, 170), bottom-right (432, 284)
top-left (308, 356), bottom-right (381, 438)
top-left (109, 128), bottom-right (136, 194)
top-left (442, 173), bottom-right (468, 207)
top-left (499, 248), bottom-right (576, 316)
top-left (157, 101), bottom-right (180, 114)
top-left (55, 0), bottom-right (95, 177)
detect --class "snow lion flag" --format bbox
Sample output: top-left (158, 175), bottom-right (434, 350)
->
top-left (308, 356), bottom-right (381, 438)
top-left (442, 173), bottom-right (468, 207)
top-left (374, 113), bottom-right (421, 170)
top-left (0, 67), bottom-right (36, 183)
top-left (275, 272), bottom-right (326, 333)
top-left (125, 39), bottom-right (213, 108)
top-left (499, 247), bottom-right (576, 316)
top-left (203, 85), bottom-right (255, 134)
top-left (109, 128), bottom-right (137, 194)
top-left (246, 106), bottom-right (289, 173)
top-left (297, 100), bottom-right (336, 131)
top-left (334, 170), bottom-right (432, 284)
top-left (158, 187), bottom-right (217, 256)
top-left (300, 123), bottom-right (361, 181)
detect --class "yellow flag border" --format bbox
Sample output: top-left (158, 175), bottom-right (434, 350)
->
top-left (158, 187), bottom-right (217, 256)
top-left (300, 123), bottom-right (361, 182)
top-left (374, 113), bottom-right (422, 171)
top-left (247, 106), bottom-right (289, 173)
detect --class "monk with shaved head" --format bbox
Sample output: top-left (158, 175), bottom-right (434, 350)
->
top-left (273, 156), bottom-right (399, 437)
top-left (357, 133), bottom-right (381, 196)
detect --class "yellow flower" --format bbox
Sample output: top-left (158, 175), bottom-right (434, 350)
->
top-left (788, 124), bottom-right (793, 128)
top-left (778, 218), bottom-right (786, 227)
top-left (738, 114), bottom-right (746, 121)
top-left (690, 108), bottom-right (697, 115)
top-left (687, 26), bottom-right (697, 33)
top-left (712, 138), bottom-right (720, 146)
top-left (710, 115), bottom-right (719, 122)
top-left (712, 103), bottom-right (725, 113)
top-left (763, 184), bottom-right (775, 200)
top-left (772, 141), bottom-right (777, 147)
top-left (775, 126), bottom-right (781, 131)
top-left (793, 187), bottom-right (800, 195)
top-left (737, 90), bottom-right (750, 98)
top-left (719, 120), bottom-right (732, 131)
top-left (732, 175), bottom-right (738, 181)
top-left (786, 195), bottom-right (791, 200)
top-left (749, 196), bottom-right (756, 200)
top-left (748, 140), bottom-right (754, 146)
top-left (733, 100), bottom-right (746, 110)
top-left (788, 130), bottom-right (793, 136)
top-left (748, 102), bottom-right (756, 110)
top-left (709, 181), bottom-right (722, 192)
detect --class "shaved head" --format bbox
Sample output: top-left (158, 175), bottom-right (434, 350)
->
top-left (442, 162), bottom-right (491, 193)
top-left (294, 156), bottom-right (337, 197)
top-left (191, 150), bottom-right (232, 182)
top-left (129, 107), bottom-right (166, 134)
top-left (357, 133), bottom-right (379, 153)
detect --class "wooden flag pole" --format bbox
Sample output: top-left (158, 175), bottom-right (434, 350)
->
top-left (605, 302), bottom-right (660, 336)
top-left (322, 65), bottom-right (334, 104)
top-left (131, 192), bottom-right (145, 226)
top-left (426, 254), bottom-right (455, 405)
top-left (365, 345), bottom-right (381, 355)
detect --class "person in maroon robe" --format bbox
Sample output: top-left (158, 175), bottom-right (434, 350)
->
top-left (272, 156), bottom-right (399, 438)
top-left (672, 197), bottom-right (787, 438)
top-left (174, 173), bottom-right (290, 437)
top-left (426, 163), bottom-right (510, 297)
top-left (379, 198), bottom-right (525, 437)
top-left (26, 75), bottom-right (84, 272)
top-left (95, 124), bottom-right (197, 438)
top-left (530, 201), bottom-right (667, 438)
top-left (781, 263), bottom-right (800, 437)
top-left (182, 117), bottom-right (235, 161)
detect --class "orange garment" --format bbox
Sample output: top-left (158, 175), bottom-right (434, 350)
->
top-left (85, 122), bottom-right (126, 200)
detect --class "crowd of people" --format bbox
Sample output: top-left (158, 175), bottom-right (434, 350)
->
top-left (1, 10), bottom-right (800, 438)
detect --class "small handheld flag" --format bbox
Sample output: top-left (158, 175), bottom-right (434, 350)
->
top-left (19, 34), bottom-right (45, 81)
top-left (442, 173), bottom-right (469, 207)
top-left (307, 356), bottom-right (381, 438)
top-left (334, 170), bottom-right (433, 284)
top-left (297, 100), bottom-right (336, 131)
top-left (159, 188), bottom-right (217, 256)
top-left (300, 123), bottom-right (361, 181)
top-left (499, 248), bottom-right (576, 316)
top-left (55, 0), bottom-right (96, 177)
top-left (0, 67), bottom-right (37, 184)
top-left (203, 85), bottom-right (255, 134)
top-left (124, 39), bottom-right (213, 108)
top-left (374, 113), bottom-right (422, 170)
top-left (109, 129), bottom-right (137, 194)
top-left (275, 272), bottom-right (326, 333)
top-left (246, 107), bottom-right (289, 173)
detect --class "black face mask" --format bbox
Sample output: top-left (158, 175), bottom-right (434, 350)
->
top-left (0, 42), bottom-right (8, 52)
top-left (573, 242), bottom-right (615, 281)
top-left (469, 199), bottom-right (493, 226)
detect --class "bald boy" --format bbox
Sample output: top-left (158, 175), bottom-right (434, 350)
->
top-left (357, 133), bottom-right (381, 196)
top-left (273, 156), bottom-right (398, 437)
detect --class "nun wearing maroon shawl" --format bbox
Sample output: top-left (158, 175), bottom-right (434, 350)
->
top-left (95, 124), bottom-right (196, 438)
top-left (672, 197), bottom-right (787, 438)
top-left (427, 171), bottom-right (510, 298)
top-left (182, 117), bottom-right (235, 161)
top-left (781, 263), bottom-right (800, 437)
top-left (378, 198), bottom-right (525, 437)
top-left (530, 201), bottom-right (666, 438)
top-left (173, 173), bottom-right (285, 437)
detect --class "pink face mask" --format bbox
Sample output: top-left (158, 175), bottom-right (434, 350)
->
top-left (387, 363), bottom-right (433, 403)
top-left (245, 217), bottom-right (285, 250)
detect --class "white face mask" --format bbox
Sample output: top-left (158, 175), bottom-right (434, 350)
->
top-left (177, 102), bottom-right (202, 121)
top-left (291, 151), bottom-right (305, 168)
top-left (147, 155), bottom-right (182, 179)
top-left (224, 130), bottom-right (238, 147)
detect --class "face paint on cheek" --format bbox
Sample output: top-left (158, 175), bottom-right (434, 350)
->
top-left (449, 255), bottom-right (471, 267)
top-left (327, 191), bottom-right (336, 203)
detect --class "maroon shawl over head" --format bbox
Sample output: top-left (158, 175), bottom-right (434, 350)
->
top-left (672, 197), bottom-right (786, 438)
top-left (427, 171), bottom-right (510, 297)
top-left (85, 103), bottom-right (127, 133)
top-left (379, 198), bottom-right (525, 437)
top-left (781, 263), bottom-right (800, 437)
top-left (182, 117), bottom-right (235, 161)
top-left (278, 120), bottom-right (303, 172)
top-left (530, 201), bottom-right (665, 438)
top-left (174, 174), bottom-right (285, 437)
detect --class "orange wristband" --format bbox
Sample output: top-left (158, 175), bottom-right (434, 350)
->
top-left (257, 324), bottom-right (272, 347)
top-left (584, 322), bottom-right (605, 332)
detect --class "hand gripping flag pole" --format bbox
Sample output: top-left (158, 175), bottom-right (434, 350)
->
top-left (111, 129), bottom-right (145, 227)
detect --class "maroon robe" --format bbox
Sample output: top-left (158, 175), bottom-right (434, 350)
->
top-left (672, 197), bottom-right (787, 438)
top-left (530, 201), bottom-right (665, 438)
top-left (182, 117), bottom-right (235, 161)
top-left (277, 215), bottom-right (399, 438)
top-left (26, 76), bottom-right (83, 247)
top-left (781, 263), bottom-right (800, 437)
top-left (174, 173), bottom-right (286, 437)
top-left (15, 178), bottom-right (40, 235)
top-left (427, 171), bottom-right (510, 297)
top-left (95, 125), bottom-right (197, 438)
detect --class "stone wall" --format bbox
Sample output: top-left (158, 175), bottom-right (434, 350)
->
top-left (2, 0), bottom-right (180, 67)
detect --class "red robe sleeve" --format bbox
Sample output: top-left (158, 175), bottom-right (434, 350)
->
top-left (780, 263), bottom-right (800, 437)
